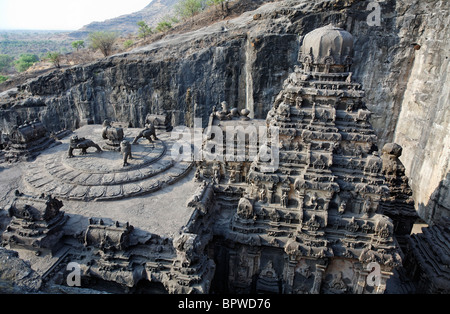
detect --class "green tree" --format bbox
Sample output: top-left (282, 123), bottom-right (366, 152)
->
top-left (14, 54), bottom-right (39, 72)
top-left (174, 0), bottom-right (203, 20)
top-left (207, 0), bottom-right (229, 13)
top-left (88, 31), bottom-right (118, 57)
top-left (0, 54), bottom-right (13, 73)
top-left (155, 20), bottom-right (172, 33)
top-left (123, 39), bottom-right (134, 49)
top-left (72, 40), bottom-right (85, 51)
top-left (0, 75), bottom-right (8, 83)
top-left (46, 52), bottom-right (62, 68)
top-left (137, 21), bottom-right (153, 39)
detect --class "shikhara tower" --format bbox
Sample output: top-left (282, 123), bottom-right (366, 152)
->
top-left (216, 24), bottom-right (401, 294)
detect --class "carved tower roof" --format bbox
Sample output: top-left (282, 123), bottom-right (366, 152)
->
top-left (299, 24), bottom-right (354, 73)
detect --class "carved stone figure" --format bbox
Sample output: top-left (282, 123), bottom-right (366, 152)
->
top-left (237, 197), bottom-right (254, 219)
top-left (213, 167), bottom-right (221, 184)
top-left (256, 261), bottom-right (280, 293)
top-left (328, 271), bottom-right (347, 293)
top-left (102, 119), bottom-right (124, 147)
top-left (120, 140), bottom-right (132, 166)
top-left (362, 196), bottom-right (372, 216)
top-left (216, 101), bottom-right (231, 120)
top-left (132, 123), bottom-right (158, 144)
top-left (173, 233), bottom-right (200, 268)
top-left (68, 135), bottom-right (102, 157)
top-left (281, 191), bottom-right (289, 207)
top-left (338, 200), bottom-right (347, 214)
top-left (259, 186), bottom-right (267, 203)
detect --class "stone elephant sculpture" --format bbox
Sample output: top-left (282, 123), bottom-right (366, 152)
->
top-left (68, 135), bottom-right (102, 157)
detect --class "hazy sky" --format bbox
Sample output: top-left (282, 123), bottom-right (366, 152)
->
top-left (0, 0), bottom-right (152, 30)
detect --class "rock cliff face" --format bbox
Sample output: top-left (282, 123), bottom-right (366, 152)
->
top-left (392, 0), bottom-right (449, 225)
top-left (0, 0), bottom-right (448, 222)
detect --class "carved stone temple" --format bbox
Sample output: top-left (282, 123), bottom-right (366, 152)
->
top-left (198, 24), bottom-right (402, 294)
top-left (2, 24), bottom-right (444, 295)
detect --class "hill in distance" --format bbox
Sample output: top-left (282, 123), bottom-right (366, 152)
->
top-left (69, 0), bottom-right (179, 38)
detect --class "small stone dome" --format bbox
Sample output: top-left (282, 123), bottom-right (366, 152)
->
top-left (299, 24), bottom-right (354, 72)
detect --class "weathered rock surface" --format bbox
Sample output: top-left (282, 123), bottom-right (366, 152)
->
top-left (0, 247), bottom-right (42, 292)
top-left (0, 0), bottom-right (448, 224)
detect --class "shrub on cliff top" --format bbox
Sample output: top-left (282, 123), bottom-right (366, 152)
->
top-left (88, 31), bottom-right (118, 57)
top-left (14, 54), bottom-right (39, 72)
top-left (174, 0), bottom-right (204, 20)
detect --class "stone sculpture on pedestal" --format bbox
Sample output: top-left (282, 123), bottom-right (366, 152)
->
top-left (102, 119), bottom-right (124, 150)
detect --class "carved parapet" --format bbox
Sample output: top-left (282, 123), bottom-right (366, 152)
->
top-left (186, 181), bottom-right (214, 214)
top-left (84, 218), bottom-right (134, 251)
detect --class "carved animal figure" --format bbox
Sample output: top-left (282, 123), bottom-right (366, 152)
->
top-left (68, 135), bottom-right (102, 157)
top-left (101, 120), bottom-right (124, 145)
top-left (120, 140), bottom-right (132, 167)
top-left (173, 233), bottom-right (200, 267)
top-left (132, 123), bottom-right (158, 144)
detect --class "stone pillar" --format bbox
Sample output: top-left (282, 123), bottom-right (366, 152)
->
top-left (282, 258), bottom-right (297, 293)
top-left (354, 268), bottom-right (368, 294)
top-left (311, 264), bottom-right (326, 294)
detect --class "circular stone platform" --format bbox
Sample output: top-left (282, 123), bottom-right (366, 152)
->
top-left (22, 125), bottom-right (193, 201)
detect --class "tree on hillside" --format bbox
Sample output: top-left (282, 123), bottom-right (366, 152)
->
top-left (0, 75), bottom-right (8, 83)
top-left (72, 40), bottom-right (85, 51)
top-left (123, 39), bottom-right (134, 49)
top-left (88, 31), bottom-right (118, 57)
top-left (174, 0), bottom-right (203, 20)
top-left (0, 54), bottom-right (14, 73)
top-left (14, 54), bottom-right (39, 72)
top-left (207, 0), bottom-right (229, 14)
top-left (46, 52), bottom-right (62, 68)
top-left (137, 21), bottom-right (153, 39)
top-left (155, 20), bottom-right (173, 33)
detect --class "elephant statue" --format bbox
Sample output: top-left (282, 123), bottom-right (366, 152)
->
top-left (68, 135), bottom-right (102, 158)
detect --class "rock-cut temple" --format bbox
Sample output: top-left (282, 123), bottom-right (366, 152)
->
top-left (1, 24), bottom-right (446, 294)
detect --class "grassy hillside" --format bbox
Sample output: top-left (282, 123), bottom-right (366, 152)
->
top-left (0, 31), bottom-right (73, 58)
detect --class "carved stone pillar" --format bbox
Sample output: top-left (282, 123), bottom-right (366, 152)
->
top-left (354, 267), bottom-right (368, 294)
top-left (282, 258), bottom-right (297, 293)
top-left (311, 263), bottom-right (326, 294)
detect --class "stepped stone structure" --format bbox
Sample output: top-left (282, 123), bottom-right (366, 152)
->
top-left (202, 24), bottom-right (402, 294)
top-left (22, 126), bottom-right (192, 202)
